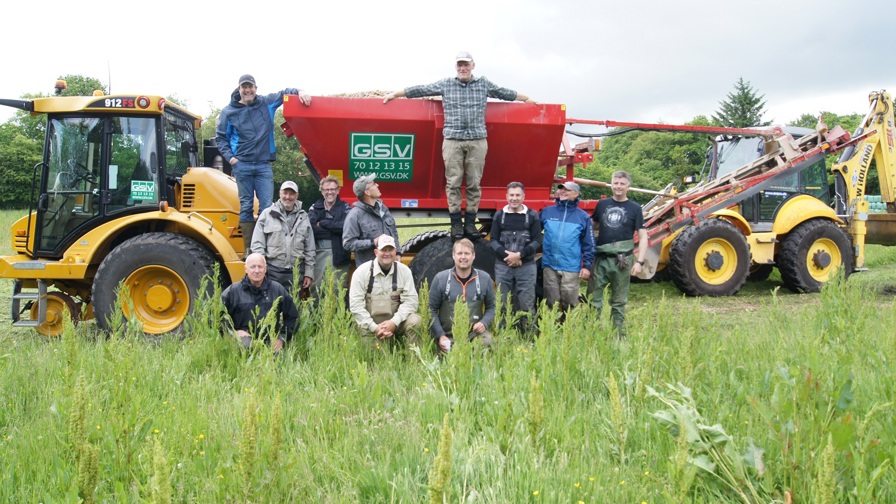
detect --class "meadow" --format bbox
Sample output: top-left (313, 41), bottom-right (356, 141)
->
top-left (1, 208), bottom-right (895, 503)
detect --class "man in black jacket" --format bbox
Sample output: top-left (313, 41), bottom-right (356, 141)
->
top-left (222, 253), bottom-right (299, 353)
top-left (308, 175), bottom-right (352, 295)
top-left (488, 182), bottom-right (542, 332)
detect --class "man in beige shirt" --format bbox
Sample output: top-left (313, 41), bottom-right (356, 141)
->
top-left (348, 234), bottom-right (422, 349)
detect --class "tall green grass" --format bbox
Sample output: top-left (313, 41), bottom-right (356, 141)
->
top-left (1, 209), bottom-right (896, 502)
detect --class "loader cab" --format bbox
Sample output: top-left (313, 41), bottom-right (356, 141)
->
top-left (33, 100), bottom-right (199, 256)
top-left (714, 126), bottom-right (831, 230)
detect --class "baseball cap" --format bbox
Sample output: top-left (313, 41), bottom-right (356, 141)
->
top-left (238, 74), bottom-right (256, 86)
top-left (353, 173), bottom-right (377, 199)
top-left (558, 181), bottom-right (581, 193)
top-left (376, 234), bottom-right (397, 250)
top-left (455, 51), bottom-right (473, 62)
top-left (280, 180), bottom-right (298, 192)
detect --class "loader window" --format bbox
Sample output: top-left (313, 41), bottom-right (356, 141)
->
top-left (164, 109), bottom-right (198, 176)
top-left (107, 116), bottom-right (160, 210)
top-left (40, 117), bottom-right (103, 251)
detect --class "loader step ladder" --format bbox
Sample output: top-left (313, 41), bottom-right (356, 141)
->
top-left (12, 279), bottom-right (47, 328)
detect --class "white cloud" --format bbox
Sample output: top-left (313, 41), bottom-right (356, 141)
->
top-left (2, 0), bottom-right (893, 128)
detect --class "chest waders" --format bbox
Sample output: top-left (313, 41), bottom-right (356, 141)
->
top-left (438, 272), bottom-right (483, 336)
top-left (365, 263), bottom-right (400, 323)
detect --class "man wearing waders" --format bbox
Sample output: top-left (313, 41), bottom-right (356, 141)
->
top-left (587, 170), bottom-right (647, 337)
top-left (348, 234), bottom-right (421, 349)
top-left (428, 238), bottom-right (497, 353)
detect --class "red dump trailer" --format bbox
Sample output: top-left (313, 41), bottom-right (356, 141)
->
top-left (281, 96), bottom-right (594, 284)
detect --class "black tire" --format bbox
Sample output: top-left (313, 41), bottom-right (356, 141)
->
top-left (777, 219), bottom-right (852, 293)
top-left (748, 264), bottom-right (774, 282)
top-left (668, 219), bottom-right (751, 296)
top-left (408, 236), bottom-right (496, 290)
top-left (93, 232), bottom-right (216, 335)
top-left (401, 230), bottom-right (450, 255)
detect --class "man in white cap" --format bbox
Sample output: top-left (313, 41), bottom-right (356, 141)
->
top-left (216, 74), bottom-right (311, 255)
top-left (539, 181), bottom-right (595, 314)
top-left (349, 234), bottom-right (422, 349)
top-left (383, 52), bottom-right (536, 241)
top-left (251, 180), bottom-right (315, 294)
top-left (342, 173), bottom-right (400, 266)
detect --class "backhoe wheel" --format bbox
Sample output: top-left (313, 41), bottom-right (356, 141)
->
top-left (777, 219), bottom-right (852, 293)
top-left (33, 292), bottom-right (80, 337)
top-left (668, 219), bottom-right (750, 296)
top-left (93, 233), bottom-right (215, 335)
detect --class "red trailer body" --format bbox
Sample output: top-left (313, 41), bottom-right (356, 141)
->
top-left (281, 96), bottom-right (569, 215)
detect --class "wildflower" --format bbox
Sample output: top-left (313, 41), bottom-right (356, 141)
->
top-left (574, 482), bottom-right (580, 488)
top-left (199, 451), bottom-right (204, 456)
top-left (424, 447), bottom-right (430, 453)
top-left (620, 480), bottom-right (626, 485)
top-left (95, 425), bottom-right (100, 430)
top-left (644, 471), bottom-right (649, 475)
top-left (199, 434), bottom-right (204, 439)
top-left (589, 477), bottom-right (595, 481)
top-left (533, 490), bottom-right (540, 496)
top-left (218, 474), bottom-right (224, 479)
top-left (154, 429), bottom-right (160, 434)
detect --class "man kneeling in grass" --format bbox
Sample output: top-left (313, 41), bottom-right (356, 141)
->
top-left (348, 234), bottom-right (422, 350)
top-left (222, 253), bottom-right (299, 353)
top-left (429, 238), bottom-right (496, 353)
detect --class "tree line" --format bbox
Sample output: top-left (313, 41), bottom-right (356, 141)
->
top-left (0, 75), bottom-right (868, 209)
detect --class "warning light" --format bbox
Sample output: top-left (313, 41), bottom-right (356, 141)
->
top-left (158, 98), bottom-right (166, 111)
top-left (136, 96), bottom-right (150, 109)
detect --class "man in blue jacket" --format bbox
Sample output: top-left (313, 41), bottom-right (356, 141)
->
top-left (216, 74), bottom-right (311, 254)
top-left (539, 181), bottom-right (595, 313)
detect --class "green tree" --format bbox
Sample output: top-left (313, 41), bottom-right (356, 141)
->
top-left (712, 77), bottom-right (771, 128)
top-left (0, 123), bottom-right (42, 208)
top-left (579, 116), bottom-right (715, 203)
top-left (272, 109), bottom-right (318, 207)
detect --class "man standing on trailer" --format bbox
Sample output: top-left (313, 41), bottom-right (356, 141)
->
top-left (587, 170), bottom-right (647, 337)
top-left (216, 74), bottom-right (311, 255)
top-left (383, 51), bottom-right (536, 241)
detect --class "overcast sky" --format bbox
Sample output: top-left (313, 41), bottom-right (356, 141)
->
top-left (1, 0), bottom-right (893, 129)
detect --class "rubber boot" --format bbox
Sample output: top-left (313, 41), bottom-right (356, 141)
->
top-left (239, 221), bottom-right (256, 259)
top-left (449, 212), bottom-right (464, 241)
top-left (464, 211), bottom-right (479, 239)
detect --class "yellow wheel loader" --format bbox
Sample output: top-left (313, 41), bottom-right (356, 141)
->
top-left (0, 93), bottom-right (254, 335)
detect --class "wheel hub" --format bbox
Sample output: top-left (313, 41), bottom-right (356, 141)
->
top-left (812, 249), bottom-right (832, 270)
top-left (145, 282), bottom-right (179, 312)
top-left (704, 250), bottom-right (725, 271)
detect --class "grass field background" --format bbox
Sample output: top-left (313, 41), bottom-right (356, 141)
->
top-left (1, 208), bottom-right (895, 503)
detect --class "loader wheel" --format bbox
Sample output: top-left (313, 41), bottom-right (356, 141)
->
top-left (668, 219), bottom-right (750, 296)
top-left (93, 233), bottom-right (215, 335)
top-left (408, 235), bottom-right (496, 291)
top-left (32, 292), bottom-right (80, 337)
top-left (777, 220), bottom-right (852, 293)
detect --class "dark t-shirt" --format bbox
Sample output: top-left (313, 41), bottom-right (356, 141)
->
top-left (592, 198), bottom-right (644, 246)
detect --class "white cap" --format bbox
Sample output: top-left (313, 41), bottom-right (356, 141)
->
top-left (376, 234), bottom-right (397, 250)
